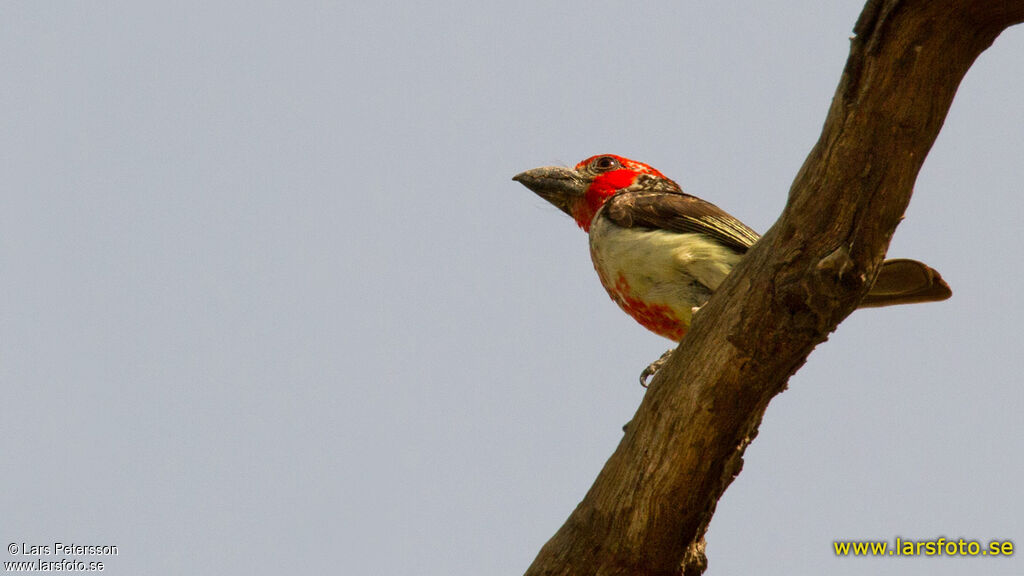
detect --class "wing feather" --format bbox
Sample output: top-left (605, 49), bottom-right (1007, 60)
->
top-left (602, 189), bottom-right (760, 253)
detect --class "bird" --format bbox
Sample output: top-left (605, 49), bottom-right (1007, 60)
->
top-left (514, 154), bottom-right (951, 385)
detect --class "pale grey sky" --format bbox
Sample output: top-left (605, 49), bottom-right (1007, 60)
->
top-left (2, 2), bottom-right (1021, 575)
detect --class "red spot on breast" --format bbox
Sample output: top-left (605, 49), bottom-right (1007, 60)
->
top-left (596, 270), bottom-right (687, 341)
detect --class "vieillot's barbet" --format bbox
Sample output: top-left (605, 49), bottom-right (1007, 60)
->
top-left (514, 154), bottom-right (951, 386)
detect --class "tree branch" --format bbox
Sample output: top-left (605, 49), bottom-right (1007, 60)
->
top-left (524, 2), bottom-right (1024, 575)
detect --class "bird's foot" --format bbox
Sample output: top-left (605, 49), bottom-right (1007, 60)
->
top-left (639, 349), bottom-right (675, 388)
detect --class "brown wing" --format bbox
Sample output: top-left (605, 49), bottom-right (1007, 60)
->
top-left (602, 189), bottom-right (760, 254)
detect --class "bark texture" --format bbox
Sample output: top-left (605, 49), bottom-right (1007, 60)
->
top-left (524, 2), bottom-right (1024, 575)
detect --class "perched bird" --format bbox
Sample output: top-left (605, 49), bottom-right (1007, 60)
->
top-left (514, 154), bottom-right (951, 385)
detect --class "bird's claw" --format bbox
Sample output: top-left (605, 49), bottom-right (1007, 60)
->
top-left (638, 306), bottom-right (699, 387)
top-left (639, 349), bottom-right (675, 387)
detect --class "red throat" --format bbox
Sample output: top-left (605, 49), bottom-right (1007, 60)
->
top-left (573, 169), bottom-right (637, 231)
top-left (570, 155), bottom-right (669, 231)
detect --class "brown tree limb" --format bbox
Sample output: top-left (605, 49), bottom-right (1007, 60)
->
top-left (524, 2), bottom-right (1024, 575)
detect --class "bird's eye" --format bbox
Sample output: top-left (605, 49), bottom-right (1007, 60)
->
top-left (592, 156), bottom-right (619, 172)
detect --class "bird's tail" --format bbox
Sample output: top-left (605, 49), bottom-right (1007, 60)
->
top-left (859, 258), bottom-right (952, 308)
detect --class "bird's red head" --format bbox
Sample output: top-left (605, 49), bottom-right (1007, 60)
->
top-left (571, 155), bottom-right (670, 230)
top-left (513, 154), bottom-right (678, 232)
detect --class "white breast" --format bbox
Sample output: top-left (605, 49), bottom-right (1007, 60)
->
top-left (588, 215), bottom-right (743, 328)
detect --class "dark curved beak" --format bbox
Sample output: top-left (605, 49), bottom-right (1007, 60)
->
top-left (513, 166), bottom-right (586, 218)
